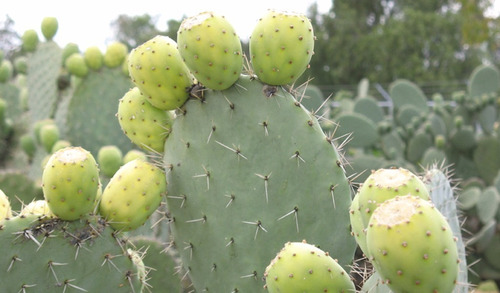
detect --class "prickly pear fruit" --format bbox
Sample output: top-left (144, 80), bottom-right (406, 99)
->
top-left (104, 41), bottom-right (128, 68)
top-left (128, 35), bottom-right (193, 110)
top-left (366, 195), bottom-right (459, 293)
top-left (19, 199), bottom-right (55, 218)
top-left (250, 10), bottom-right (314, 85)
top-left (350, 168), bottom-right (430, 256)
top-left (177, 11), bottom-right (243, 90)
top-left (41, 16), bottom-right (58, 41)
top-left (123, 149), bottom-right (147, 164)
top-left (42, 147), bottom-right (100, 220)
top-left (20, 133), bottom-right (36, 159)
top-left (84, 46), bottom-right (104, 70)
top-left (97, 145), bottom-right (123, 177)
top-left (0, 60), bottom-right (13, 82)
top-left (99, 159), bottom-right (166, 231)
top-left (39, 123), bottom-right (60, 153)
top-left (22, 29), bottom-right (39, 52)
top-left (51, 139), bottom-right (71, 153)
top-left (65, 53), bottom-right (89, 77)
top-left (117, 87), bottom-right (173, 153)
top-left (0, 189), bottom-right (12, 220)
top-left (62, 42), bottom-right (80, 63)
top-left (264, 241), bottom-right (355, 293)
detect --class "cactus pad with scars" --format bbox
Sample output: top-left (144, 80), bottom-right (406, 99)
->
top-left (264, 241), bottom-right (355, 292)
top-left (366, 195), bottom-right (459, 293)
top-left (42, 147), bottom-right (100, 221)
top-left (128, 35), bottom-right (193, 110)
top-left (178, 11), bottom-right (243, 90)
top-left (250, 10), bottom-right (315, 85)
top-left (164, 75), bottom-right (355, 292)
top-left (0, 215), bottom-right (145, 292)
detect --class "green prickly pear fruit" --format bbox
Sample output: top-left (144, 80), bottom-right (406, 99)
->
top-left (104, 41), bottom-right (128, 68)
top-left (42, 147), bottom-right (100, 220)
top-left (19, 133), bottom-right (36, 159)
top-left (350, 168), bottom-right (430, 256)
top-left (39, 123), bottom-right (60, 153)
top-left (123, 149), bottom-right (147, 164)
top-left (51, 139), bottom-right (71, 153)
top-left (128, 35), bottom-right (193, 110)
top-left (366, 195), bottom-right (459, 293)
top-left (177, 11), bottom-right (243, 90)
top-left (97, 145), bottom-right (123, 177)
top-left (0, 189), bottom-right (12, 220)
top-left (250, 9), bottom-right (314, 85)
top-left (33, 119), bottom-right (55, 143)
top-left (0, 59), bottom-right (13, 83)
top-left (264, 241), bottom-right (355, 292)
top-left (99, 159), bottom-right (166, 231)
top-left (84, 46), bottom-right (104, 70)
top-left (41, 16), bottom-right (58, 41)
top-left (117, 87), bottom-right (173, 153)
top-left (14, 56), bottom-right (28, 74)
top-left (62, 42), bottom-right (80, 63)
top-left (22, 29), bottom-right (39, 52)
top-left (19, 199), bottom-right (55, 218)
top-left (65, 53), bottom-right (89, 77)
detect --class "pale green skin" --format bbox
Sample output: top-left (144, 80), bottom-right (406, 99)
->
top-left (264, 242), bottom-right (355, 293)
top-left (97, 145), bottom-right (123, 177)
top-left (41, 17), bottom-right (58, 41)
top-left (99, 159), bottom-right (166, 231)
top-left (42, 147), bottom-right (100, 220)
top-left (177, 11), bottom-right (243, 90)
top-left (117, 87), bottom-right (173, 153)
top-left (65, 53), bottom-right (89, 77)
top-left (22, 29), bottom-right (39, 52)
top-left (84, 46), bottom-right (104, 70)
top-left (250, 10), bottom-right (314, 86)
top-left (366, 195), bottom-right (459, 293)
top-left (128, 35), bottom-right (193, 110)
top-left (39, 123), bottom-right (60, 153)
top-left (104, 42), bottom-right (128, 68)
top-left (350, 168), bottom-right (430, 256)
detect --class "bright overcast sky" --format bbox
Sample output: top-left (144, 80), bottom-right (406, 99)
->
top-left (3, 0), bottom-right (332, 50)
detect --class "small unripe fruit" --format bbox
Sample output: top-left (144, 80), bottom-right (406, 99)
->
top-left (41, 17), bottom-right (58, 41)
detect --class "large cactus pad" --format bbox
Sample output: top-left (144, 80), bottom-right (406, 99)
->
top-left (164, 75), bottom-right (355, 292)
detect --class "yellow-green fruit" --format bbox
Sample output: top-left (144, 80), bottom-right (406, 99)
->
top-left (20, 200), bottom-right (55, 218)
top-left (84, 46), bottom-right (104, 70)
top-left (65, 53), bottom-right (89, 77)
top-left (128, 35), bottom-right (193, 110)
top-left (99, 159), bottom-right (166, 231)
top-left (104, 41), bottom-right (128, 68)
top-left (97, 145), bottom-right (123, 177)
top-left (41, 17), bottom-right (58, 41)
top-left (177, 11), bottom-right (243, 90)
top-left (42, 147), bottom-right (100, 220)
top-left (0, 60), bottom-right (13, 83)
top-left (0, 190), bottom-right (12, 220)
top-left (51, 140), bottom-right (71, 153)
top-left (22, 29), bottom-right (39, 52)
top-left (62, 42), bottom-right (80, 63)
top-left (366, 195), bottom-right (459, 293)
top-left (264, 241), bottom-right (355, 292)
top-left (123, 149), bottom-right (147, 164)
top-left (250, 10), bottom-right (315, 85)
top-left (39, 123), bottom-right (60, 153)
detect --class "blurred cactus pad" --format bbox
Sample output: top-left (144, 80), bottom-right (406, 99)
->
top-left (1, 9), bottom-right (500, 293)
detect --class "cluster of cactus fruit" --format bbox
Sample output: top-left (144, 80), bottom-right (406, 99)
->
top-left (0, 9), bottom-right (498, 293)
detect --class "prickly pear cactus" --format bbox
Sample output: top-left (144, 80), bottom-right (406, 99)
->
top-left (164, 75), bottom-right (355, 292)
top-left (0, 215), bottom-right (146, 292)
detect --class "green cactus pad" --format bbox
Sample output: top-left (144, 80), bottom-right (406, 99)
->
top-left (350, 168), bottom-right (430, 255)
top-left (164, 75), bottom-right (355, 292)
top-left (42, 147), bottom-right (100, 220)
top-left (389, 79), bottom-right (428, 113)
top-left (178, 11), bottom-right (243, 90)
top-left (335, 112), bottom-right (379, 148)
top-left (264, 241), bottom-right (355, 292)
top-left (473, 136), bottom-right (500, 185)
top-left (0, 170), bottom-right (43, 212)
top-left (41, 17), bottom-right (58, 41)
top-left (250, 10), bottom-right (314, 85)
top-left (354, 96), bottom-right (385, 124)
top-left (406, 131), bottom-right (432, 163)
top-left (99, 159), bottom-right (166, 231)
top-left (476, 187), bottom-right (500, 224)
top-left (468, 65), bottom-right (500, 99)
top-left (117, 87), bottom-right (173, 154)
top-left (366, 195), bottom-right (459, 293)
top-left (0, 215), bottom-right (145, 292)
top-left (128, 35), bottom-right (193, 110)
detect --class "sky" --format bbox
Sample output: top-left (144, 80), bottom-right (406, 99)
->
top-left (3, 0), bottom-right (332, 51)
